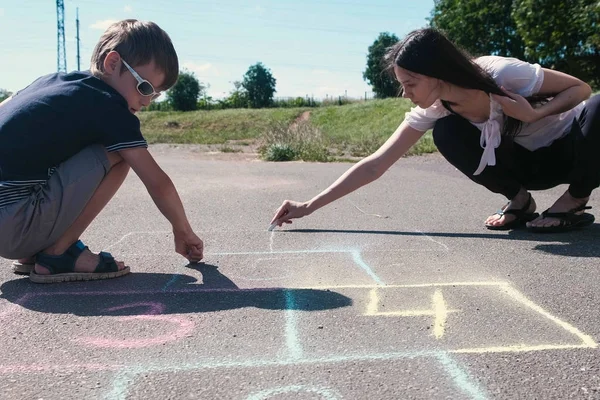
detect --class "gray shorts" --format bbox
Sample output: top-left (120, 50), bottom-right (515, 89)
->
top-left (0, 145), bottom-right (110, 259)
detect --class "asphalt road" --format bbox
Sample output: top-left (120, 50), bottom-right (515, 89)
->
top-left (1, 146), bottom-right (599, 399)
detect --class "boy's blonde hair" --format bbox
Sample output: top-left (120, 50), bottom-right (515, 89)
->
top-left (90, 19), bottom-right (179, 90)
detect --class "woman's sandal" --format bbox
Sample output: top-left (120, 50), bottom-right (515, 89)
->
top-left (527, 204), bottom-right (595, 233)
top-left (29, 240), bottom-right (130, 284)
top-left (485, 193), bottom-right (539, 231)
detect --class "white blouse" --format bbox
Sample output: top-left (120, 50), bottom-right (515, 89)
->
top-left (404, 56), bottom-right (586, 175)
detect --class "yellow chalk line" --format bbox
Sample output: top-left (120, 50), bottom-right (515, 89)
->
top-left (432, 289), bottom-right (447, 339)
top-left (306, 281), bottom-right (507, 290)
top-left (498, 285), bottom-right (597, 349)
top-left (365, 288), bottom-right (458, 339)
top-left (358, 281), bottom-right (597, 353)
top-left (452, 343), bottom-right (594, 354)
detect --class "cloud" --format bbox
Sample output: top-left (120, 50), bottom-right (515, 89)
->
top-left (182, 62), bottom-right (221, 78)
top-left (90, 19), bottom-right (119, 30)
top-left (311, 69), bottom-right (331, 75)
top-left (124, 5), bottom-right (133, 12)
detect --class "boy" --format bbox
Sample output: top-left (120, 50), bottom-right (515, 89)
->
top-left (0, 19), bottom-right (203, 283)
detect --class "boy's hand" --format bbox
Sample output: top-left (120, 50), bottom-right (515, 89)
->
top-left (174, 230), bottom-right (204, 263)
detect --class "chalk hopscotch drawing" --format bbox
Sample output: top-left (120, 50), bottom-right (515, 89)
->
top-left (0, 230), bottom-right (596, 400)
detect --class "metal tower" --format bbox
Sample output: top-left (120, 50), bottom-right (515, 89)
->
top-left (76, 7), bottom-right (80, 71)
top-left (56, 0), bottom-right (67, 72)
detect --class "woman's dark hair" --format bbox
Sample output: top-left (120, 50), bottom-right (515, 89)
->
top-left (384, 28), bottom-right (538, 138)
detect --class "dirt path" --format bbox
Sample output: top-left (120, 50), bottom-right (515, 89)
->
top-left (149, 143), bottom-right (260, 161)
top-left (289, 110), bottom-right (311, 129)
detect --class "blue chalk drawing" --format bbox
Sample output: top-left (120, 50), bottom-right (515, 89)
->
top-left (435, 352), bottom-right (488, 400)
top-left (284, 289), bottom-right (303, 360)
top-left (350, 250), bottom-right (384, 285)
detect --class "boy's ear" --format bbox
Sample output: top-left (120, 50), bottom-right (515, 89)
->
top-left (103, 51), bottom-right (121, 76)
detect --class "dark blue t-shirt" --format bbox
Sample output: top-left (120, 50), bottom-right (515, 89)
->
top-left (0, 71), bottom-right (147, 207)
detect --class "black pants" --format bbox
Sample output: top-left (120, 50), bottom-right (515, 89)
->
top-left (432, 94), bottom-right (600, 200)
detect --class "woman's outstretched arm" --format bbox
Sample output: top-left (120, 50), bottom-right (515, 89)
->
top-left (270, 120), bottom-right (426, 227)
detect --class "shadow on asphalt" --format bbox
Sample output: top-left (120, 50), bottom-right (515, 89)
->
top-left (0, 263), bottom-right (352, 316)
top-left (287, 224), bottom-right (600, 258)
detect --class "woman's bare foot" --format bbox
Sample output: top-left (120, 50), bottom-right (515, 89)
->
top-left (34, 247), bottom-right (126, 275)
top-left (485, 189), bottom-right (536, 228)
top-left (16, 257), bottom-right (35, 265)
top-left (526, 190), bottom-right (589, 229)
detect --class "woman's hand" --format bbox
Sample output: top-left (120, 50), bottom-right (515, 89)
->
top-left (270, 200), bottom-right (312, 227)
top-left (491, 87), bottom-right (541, 123)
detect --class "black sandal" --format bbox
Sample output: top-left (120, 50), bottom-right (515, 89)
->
top-left (485, 193), bottom-right (539, 231)
top-left (527, 204), bottom-right (594, 233)
top-left (30, 240), bottom-right (130, 283)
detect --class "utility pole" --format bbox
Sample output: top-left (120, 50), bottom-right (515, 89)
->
top-left (56, 0), bottom-right (67, 72)
top-left (76, 7), bottom-right (81, 71)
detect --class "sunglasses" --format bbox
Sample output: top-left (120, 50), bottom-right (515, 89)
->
top-left (121, 58), bottom-right (161, 99)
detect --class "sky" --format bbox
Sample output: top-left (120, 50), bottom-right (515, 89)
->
top-left (0, 0), bottom-right (434, 100)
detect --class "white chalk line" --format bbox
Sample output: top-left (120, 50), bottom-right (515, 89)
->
top-left (98, 229), bottom-right (450, 255)
top-left (109, 249), bottom-right (448, 257)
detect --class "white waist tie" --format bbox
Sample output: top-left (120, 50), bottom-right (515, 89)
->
top-left (473, 95), bottom-right (502, 176)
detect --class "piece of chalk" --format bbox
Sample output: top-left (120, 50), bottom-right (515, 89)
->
top-left (268, 223), bottom-right (277, 231)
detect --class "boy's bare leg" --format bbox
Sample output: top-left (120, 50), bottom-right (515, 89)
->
top-left (34, 151), bottom-right (130, 275)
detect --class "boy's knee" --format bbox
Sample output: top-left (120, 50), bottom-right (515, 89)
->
top-left (109, 157), bottom-right (130, 177)
top-left (105, 150), bottom-right (127, 169)
top-left (112, 160), bottom-right (131, 177)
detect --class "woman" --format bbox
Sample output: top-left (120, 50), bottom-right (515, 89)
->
top-left (270, 28), bottom-right (599, 233)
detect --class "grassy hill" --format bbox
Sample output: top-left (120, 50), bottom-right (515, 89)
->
top-left (138, 98), bottom-right (436, 161)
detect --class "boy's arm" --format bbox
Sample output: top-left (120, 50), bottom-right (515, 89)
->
top-left (118, 147), bottom-right (204, 261)
top-left (0, 96), bottom-right (12, 107)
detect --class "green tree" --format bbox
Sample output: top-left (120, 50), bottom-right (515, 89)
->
top-left (0, 89), bottom-right (12, 103)
top-left (363, 32), bottom-right (400, 99)
top-left (428, 0), bottom-right (599, 89)
top-left (166, 70), bottom-right (205, 111)
top-left (224, 80), bottom-right (249, 109)
top-left (429, 0), bottom-right (526, 59)
top-left (242, 63), bottom-right (277, 108)
top-left (512, 0), bottom-right (600, 87)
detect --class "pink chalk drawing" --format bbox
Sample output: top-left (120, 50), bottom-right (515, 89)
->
top-left (73, 302), bottom-right (195, 349)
